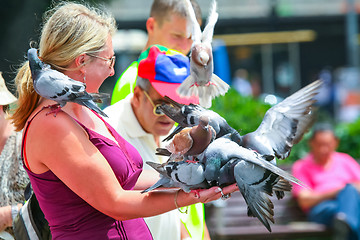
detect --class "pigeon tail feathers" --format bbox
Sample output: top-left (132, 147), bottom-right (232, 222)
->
top-left (141, 177), bottom-right (171, 193)
top-left (79, 99), bottom-right (108, 118)
top-left (176, 75), bottom-right (197, 98)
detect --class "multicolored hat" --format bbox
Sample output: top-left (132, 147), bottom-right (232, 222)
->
top-left (137, 45), bottom-right (199, 105)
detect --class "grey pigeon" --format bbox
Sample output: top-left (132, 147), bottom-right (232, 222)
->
top-left (219, 158), bottom-right (292, 232)
top-left (27, 48), bottom-right (108, 117)
top-left (157, 115), bottom-right (216, 160)
top-left (141, 160), bottom-right (210, 194)
top-left (200, 136), bottom-right (300, 232)
top-left (160, 96), bottom-right (237, 142)
top-left (198, 136), bottom-right (300, 187)
top-left (147, 135), bottom-right (301, 232)
top-left (238, 80), bottom-right (322, 160)
top-left (176, 0), bottom-right (229, 108)
top-left (161, 80), bottom-right (322, 161)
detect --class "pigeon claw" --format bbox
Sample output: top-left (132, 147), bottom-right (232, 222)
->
top-left (190, 189), bottom-right (201, 198)
top-left (186, 159), bottom-right (198, 164)
top-left (44, 104), bottom-right (62, 117)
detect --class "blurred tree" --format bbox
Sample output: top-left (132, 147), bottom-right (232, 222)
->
top-left (210, 88), bottom-right (271, 136)
top-left (0, 0), bottom-right (112, 92)
top-left (336, 118), bottom-right (360, 160)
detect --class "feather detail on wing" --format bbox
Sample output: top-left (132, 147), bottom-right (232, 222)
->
top-left (202, 0), bottom-right (218, 44)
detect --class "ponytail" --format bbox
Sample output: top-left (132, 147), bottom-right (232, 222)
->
top-left (10, 61), bottom-right (40, 131)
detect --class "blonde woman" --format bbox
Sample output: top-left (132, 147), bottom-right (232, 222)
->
top-left (11, 2), bottom-right (236, 239)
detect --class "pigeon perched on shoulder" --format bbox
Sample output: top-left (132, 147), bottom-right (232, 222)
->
top-left (141, 160), bottom-right (210, 194)
top-left (27, 48), bottom-right (109, 117)
top-left (176, 0), bottom-right (229, 108)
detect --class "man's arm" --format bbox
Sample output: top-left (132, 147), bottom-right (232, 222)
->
top-left (297, 188), bottom-right (340, 210)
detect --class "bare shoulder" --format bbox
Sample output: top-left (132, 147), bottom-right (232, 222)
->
top-left (26, 109), bottom-right (85, 140)
top-left (25, 109), bottom-right (89, 173)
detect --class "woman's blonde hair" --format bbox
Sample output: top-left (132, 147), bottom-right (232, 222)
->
top-left (11, 2), bottom-right (116, 131)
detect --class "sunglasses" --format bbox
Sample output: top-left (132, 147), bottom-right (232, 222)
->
top-left (87, 53), bottom-right (116, 69)
top-left (143, 91), bottom-right (166, 116)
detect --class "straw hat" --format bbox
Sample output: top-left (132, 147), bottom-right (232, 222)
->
top-left (0, 71), bottom-right (17, 106)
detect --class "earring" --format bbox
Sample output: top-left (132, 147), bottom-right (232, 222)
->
top-left (83, 73), bottom-right (86, 85)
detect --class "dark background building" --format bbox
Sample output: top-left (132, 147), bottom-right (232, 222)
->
top-left (1, 0), bottom-right (359, 121)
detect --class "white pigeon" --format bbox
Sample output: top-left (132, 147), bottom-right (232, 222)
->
top-left (176, 0), bottom-right (229, 108)
top-left (27, 48), bottom-right (108, 117)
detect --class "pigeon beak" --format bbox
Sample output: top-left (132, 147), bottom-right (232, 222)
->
top-left (199, 51), bottom-right (209, 66)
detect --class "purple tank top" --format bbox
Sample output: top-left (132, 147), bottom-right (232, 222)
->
top-left (22, 109), bottom-right (153, 240)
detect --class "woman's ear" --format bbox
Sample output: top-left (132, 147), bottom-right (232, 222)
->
top-left (75, 54), bottom-right (87, 73)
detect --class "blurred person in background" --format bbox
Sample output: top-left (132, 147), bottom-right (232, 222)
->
top-left (0, 72), bottom-right (29, 239)
top-left (292, 123), bottom-right (360, 240)
top-left (110, 0), bottom-right (202, 104)
top-left (232, 68), bottom-right (252, 97)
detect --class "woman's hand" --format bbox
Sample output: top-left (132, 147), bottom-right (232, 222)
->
top-left (199, 184), bottom-right (238, 203)
top-left (176, 183), bottom-right (239, 207)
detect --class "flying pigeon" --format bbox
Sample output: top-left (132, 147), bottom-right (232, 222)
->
top-left (27, 48), bottom-right (109, 117)
top-left (159, 115), bottom-right (216, 160)
top-left (161, 80), bottom-right (322, 161)
top-left (238, 80), bottom-right (322, 160)
top-left (176, 0), bottom-right (229, 108)
top-left (141, 160), bottom-right (210, 194)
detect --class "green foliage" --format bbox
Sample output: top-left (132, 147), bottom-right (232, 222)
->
top-left (336, 118), bottom-right (360, 160)
top-left (209, 89), bottom-right (312, 165)
top-left (210, 89), bottom-right (271, 135)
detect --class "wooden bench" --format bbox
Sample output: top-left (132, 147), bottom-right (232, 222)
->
top-left (204, 166), bottom-right (332, 240)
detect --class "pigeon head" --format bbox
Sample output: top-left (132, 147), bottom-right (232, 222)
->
top-left (27, 48), bottom-right (46, 81)
top-left (192, 45), bottom-right (211, 67)
top-left (198, 51), bottom-right (209, 66)
top-left (187, 115), bottom-right (215, 155)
